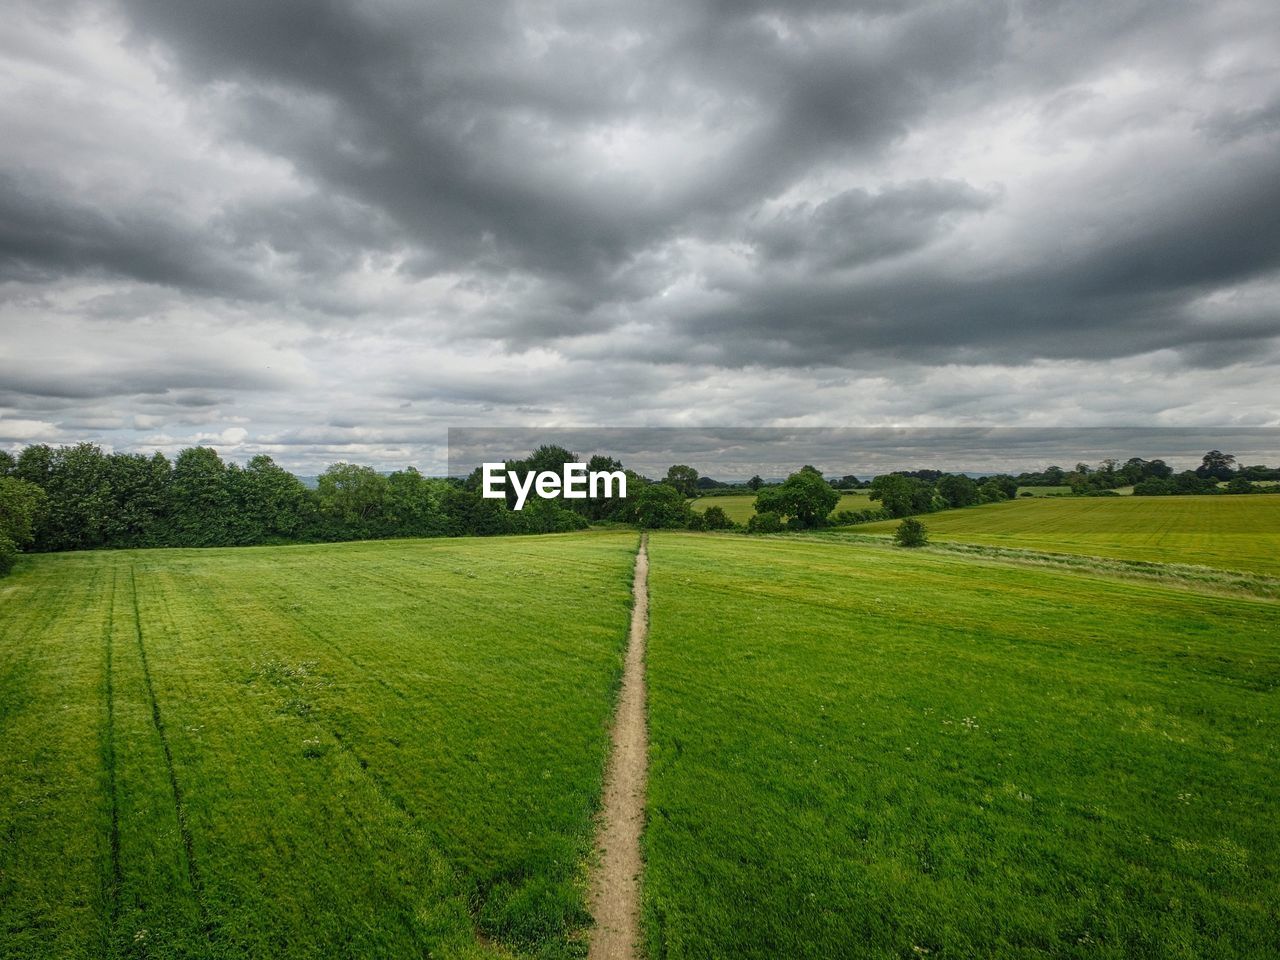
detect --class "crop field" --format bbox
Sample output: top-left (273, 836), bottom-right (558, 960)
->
top-left (0, 532), bottom-right (639, 959)
top-left (690, 491), bottom-right (873, 524)
top-left (643, 532), bottom-right (1280, 959)
top-left (858, 495), bottom-right (1280, 576)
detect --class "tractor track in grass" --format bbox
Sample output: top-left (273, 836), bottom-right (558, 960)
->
top-left (129, 565), bottom-right (211, 938)
top-left (588, 534), bottom-right (649, 960)
top-left (101, 566), bottom-right (122, 938)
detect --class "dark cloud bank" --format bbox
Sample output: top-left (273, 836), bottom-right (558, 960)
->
top-left (2, 0), bottom-right (1278, 472)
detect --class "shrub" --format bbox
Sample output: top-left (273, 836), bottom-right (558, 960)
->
top-left (894, 517), bottom-right (928, 547)
top-left (831, 507), bottom-right (891, 526)
top-left (747, 510), bottom-right (784, 533)
top-left (0, 536), bottom-right (17, 576)
top-left (701, 506), bottom-right (733, 530)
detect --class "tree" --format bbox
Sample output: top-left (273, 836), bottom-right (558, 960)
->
top-left (701, 505), bottom-right (733, 530)
top-left (316, 463), bottom-right (389, 538)
top-left (754, 469), bottom-right (839, 528)
top-left (936, 474), bottom-right (979, 509)
top-left (985, 475), bottom-right (1019, 500)
top-left (0, 450), bottom-right (15, 477)
top-left (747, 510), bottom-right (784, 533)
top-left (0, 477), bottom-right (46, 575)
top-left (746, 475), bottom-right (764, 491)
top-left (238, 455), bottom-right (311, 541)
top-left (170, 447), bottom-right (234, 546)
top-left (869, 474), bottom-right (933, 518)
top-left (582, 455), bottom-right (634, 521)
top-left (978, 480), bottom-right (1011, 503)
top-left (32, 443), bottom-right (115, 551)
top-left (664, 464), bottom-right (700, 498)
top-left (629, 483), bottom-right (691, 529)
top-left (14, 444), bottom-right (54, 486)
top-left (105, 451), bottom-right (171, 547)
top-left (1196, 450), bottom-right (1237, 481)
top-left (381, 467), bottom-right (444, 537)
top-left (894, 517), bottom-right (928, 547)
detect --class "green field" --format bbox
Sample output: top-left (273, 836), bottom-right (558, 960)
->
top-left (0, 533), bottom-right (638, 959)
top-left (4, 513), bottom-right (1280, 958)
top-left (858, 495), bottom-right (1280, 576)
top-left (1017, 485), bottom-right (1072, 497)
top-left (690, 491), bottom-right (873, 524)
top-left (644, 532), bottom-right (1280, 958)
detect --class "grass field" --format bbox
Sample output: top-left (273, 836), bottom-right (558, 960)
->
top-left (690, 491), bottom-right (873, 524)
top-left (1016, 485), bottom-right (1072, 496)
top-left (643, 532), bottom-right (1280, 959)
top-left (0, 532), bottom-right (639, 959)
top-left (5, 512), bottom-right (1280, 958)
top-left (857, 495), bottom-right (1280, 576)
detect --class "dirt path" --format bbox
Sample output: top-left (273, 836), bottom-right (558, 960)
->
top-left (588, 534), bottom-right (649, 960)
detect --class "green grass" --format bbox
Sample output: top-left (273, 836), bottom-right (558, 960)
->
top-left (690, 492), bottom-right (873, 524)
top-left (857, 495), bottom-right (1280, 576)
top-left (643, 532), bottom-right (1280, 959)
top-left (0, 532), bottom-right (639, 959)
top-left (1017, 485), bottom-right (1072, 496)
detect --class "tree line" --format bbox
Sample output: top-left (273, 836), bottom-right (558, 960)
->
top-left (0, 442), bottom-right (745, 574)
top-left (3, 442), bottom-right (1275, 575)
top-left (0, 443), bottom-right (602, 571)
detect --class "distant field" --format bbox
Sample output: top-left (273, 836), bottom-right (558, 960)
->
top-left (1016, 485), bottom-right (1071, 496)
top-left (858, 495), bottom-right (1280, 576)
top-left (0, 533), bottom-right (638, 959)
top-left (644, 532), bottom-right (1280, 959)
top-left (690, 491), bottom-right (873, 524)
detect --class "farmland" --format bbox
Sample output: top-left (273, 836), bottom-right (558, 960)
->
top-left (643, 532), bottom-right (1280, 959)
top-left (690, 491), bottom-right (873, 524)
top-left (0, 532), bottom-right (638, 959)
top-left (3, 509), bottom-right (1279, 959)
top-left (858, 495), bottom-right (1280, 576)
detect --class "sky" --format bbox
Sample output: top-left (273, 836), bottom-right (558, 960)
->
top-left (2, 0), bottom-right (1279, 475)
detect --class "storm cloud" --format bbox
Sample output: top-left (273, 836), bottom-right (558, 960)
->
top-left (2, 0), bottom-right (1278, 472)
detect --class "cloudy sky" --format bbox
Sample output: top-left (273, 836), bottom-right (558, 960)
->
top-left (2, 0), bottom-right (1279, 474)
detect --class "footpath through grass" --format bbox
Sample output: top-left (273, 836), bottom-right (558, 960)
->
top-left (643, 532), bottom-right (1280, 959)
top-left (0, 532), bottom-right (638, 960)
top-left (858, 495), bottom-right (1280, 576)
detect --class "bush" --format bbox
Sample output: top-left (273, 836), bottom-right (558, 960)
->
top-left (894, 517), bottom-right (928, 547)
top-left (0, 536), bottom-right (17, 576)
top-left (701, 505), bottom-right (733, 530)
top-left (747, 510), bottom-right (784, 533)
top-left (831, 507), bottom-right (891, 526)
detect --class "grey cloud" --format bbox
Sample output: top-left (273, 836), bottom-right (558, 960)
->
top-left (3, 0), bottom-right (1280, 468)
top-left (0, 361), bottom-right (283, 403)
top-left (749, 180), bottom-right (997, 269)
top-left (0, 171), bottom-right (268, 297)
